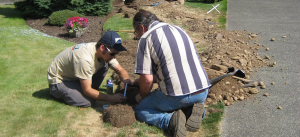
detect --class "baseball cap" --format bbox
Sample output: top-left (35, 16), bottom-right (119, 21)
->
top-left (100, 31), bottom-right (126, 51)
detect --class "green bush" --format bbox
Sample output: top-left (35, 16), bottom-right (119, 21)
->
top-left (46, 10), bottom-right (84, 26)
top-left (14, 0), bottom-right (113, 19)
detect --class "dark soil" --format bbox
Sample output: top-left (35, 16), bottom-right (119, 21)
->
top-left (103, 104), bottom-right (136, 127)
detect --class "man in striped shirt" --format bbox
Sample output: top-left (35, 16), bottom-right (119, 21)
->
top-left (132, 10), bottom-right (211, 137)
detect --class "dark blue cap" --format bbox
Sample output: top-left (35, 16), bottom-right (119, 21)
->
top-left (100, 31), bottom-right (126, 51)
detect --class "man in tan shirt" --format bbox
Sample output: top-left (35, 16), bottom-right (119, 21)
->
top-left (47, 31), bottom-right (131, 107)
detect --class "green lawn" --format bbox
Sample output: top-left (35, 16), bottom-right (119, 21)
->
top-left (0, 5), bottom-right (86, 136)
top-left (185, 0), bottom-right (227, 29)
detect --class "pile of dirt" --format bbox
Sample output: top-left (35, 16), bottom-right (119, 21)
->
top-left (103, 104), bottom-right (136, 127)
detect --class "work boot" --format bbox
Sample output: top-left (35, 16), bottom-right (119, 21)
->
top-left (168, 110), bottom-right (187, 137)
top-left (184, 103), bottom-right (205, 132)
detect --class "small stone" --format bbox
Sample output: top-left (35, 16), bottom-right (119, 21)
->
top-left (261, 85), bottom-right (266, 89)
top-left (282, 36), bottom-right (286, 38)
top-left (208, 93), bottom-right (216, 99)
top-left (239, 59), bottom-right (247, 66)
top-left (230, 56), bottom-right (240, 60)
top-left (225, 102), bottom-right (231, 106)
top-left (251, 34), bottom-right (257, 38)
top-left (225, 81), bottom-right (230, 85)
top-left (239, 96), bottom-right (245, 100)
top-left (265, 55), bottom-right (270, 60)
top-left (206, 98), bottom-right (212, 103)
top-left (249, 88), bottom-right (259, 94)
top-left (278, 106), bottom-right (282, 109)
top-left (224, 95), bottom-right (231, 101)
top-left (271, 38), bottom-right (275, 41)
top-left (263, 93), bottom-right (269, 97)
top-left (271, 82), bottom-right (275, 85)
top-left (233, 97), bottom-right (238, 101)
top-left (266, 48), bottom-right (270, 51)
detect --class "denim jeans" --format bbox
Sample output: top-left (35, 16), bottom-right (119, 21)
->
top-left (135, 88), bottom-right (208, 130)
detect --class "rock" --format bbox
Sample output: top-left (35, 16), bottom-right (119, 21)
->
top-left (265, 55), bottom-right (270, 60)
top-left (259, 81), bottom-right (265, 86)
top-left (271, 82), bottom-right (275, 85)
top-left (230, 56), bottom-right (240, 60)
top-left (177, 0), bottom-right (185, 5)
top-left (208, 93), bottom-right (216, 99)
top-left (216, 33), bottom-right (223, 39)
top-left (251, 34), bottom-right (257, 38)
top-left (233, 96), bottom-right (238, 101)
top-left (211, 64), bottom-right (228, 72)
top-left (266, 48), bottom-right (270, 51)
top-left (278, 106), bottom-right (282, 109)
top-left (263, 93), bottom-right (269, 97)
top-left (224, 95), bottom-right (231, 101)
top-left (225, 81), bottom-right (230, 85)
top-left (238, 96), bottom-right (245, 100)
top-left (221, 62), bottom-right (231, 67)
top-left (249, 88), bottom-right (259, 94)
top-left (282, 36), bottom-right (286, 38)
top-left (225, 102), bottom-right (231, 106)
top-left (206, 98), bottom-right (212, 103)
top-left (271, 38), bottom-right (275, 41)
top-left (239, 58), bottom-right (247, 66)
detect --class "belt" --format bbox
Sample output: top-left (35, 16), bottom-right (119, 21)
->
top-left (191, 89), bottom-right (206, 96)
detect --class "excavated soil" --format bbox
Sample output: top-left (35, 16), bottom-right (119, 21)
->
top-left (26, 0), bottom-right (273, 131)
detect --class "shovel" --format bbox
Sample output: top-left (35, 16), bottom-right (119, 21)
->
top-left (209, 67), bottom-right (245, 86)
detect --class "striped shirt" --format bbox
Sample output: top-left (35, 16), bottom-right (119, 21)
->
top-left (134, 21), bottom-right (211, 96)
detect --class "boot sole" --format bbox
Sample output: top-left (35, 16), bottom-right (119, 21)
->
top-left (175, 110), bottom-right (187, 137)
top-left (185, 103), bottom-right (204, 132)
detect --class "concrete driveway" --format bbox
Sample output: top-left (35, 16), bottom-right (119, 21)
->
top-left (222, 0), bottom-right (300, 136)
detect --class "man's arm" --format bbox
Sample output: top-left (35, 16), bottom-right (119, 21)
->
top-left (111, 64), bottom-right (131, 84)
top-left (139, 74), bottom-right (153, 98)
top-left (79, 79), bottom-right (126, 103)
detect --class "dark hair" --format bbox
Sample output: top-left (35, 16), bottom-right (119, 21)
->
top-left (133, 9), bottom-right (160, 29)
top-left (95, 42), bottom-right (109, 49)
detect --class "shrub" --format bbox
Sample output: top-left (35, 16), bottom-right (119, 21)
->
top-left (46, 10), bottom-right (85, 26)
top-left (14, 0), bottom-right (113, 19)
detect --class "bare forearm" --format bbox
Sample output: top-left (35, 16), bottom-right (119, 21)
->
top-left (139, 74), bottom-right (153, 98)
top-left (82, 88), bottom-right (110, 101)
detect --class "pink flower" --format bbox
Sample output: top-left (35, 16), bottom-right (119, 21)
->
top-left (64, 16), bottom-right (88, 31)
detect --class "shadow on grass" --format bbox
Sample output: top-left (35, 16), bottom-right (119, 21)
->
top-left (32, 88), bottom-right (64, 104)
top-left (0, 5), bottom-right (22, 18)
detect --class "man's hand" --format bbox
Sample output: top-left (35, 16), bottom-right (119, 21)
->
top-left (135, 93), bottom-right (142, 103)
top-left (109, 93), bottom-right (127, 103)
top-left (123, 79), bottom-right (132, 86)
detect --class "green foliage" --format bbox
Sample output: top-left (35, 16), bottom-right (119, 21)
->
top-left (46, 10), bottom-right (84, 26)
top-left (14, 0), bottom-right (113, 18)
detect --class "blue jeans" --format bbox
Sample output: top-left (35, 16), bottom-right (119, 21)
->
top-left (135, 88), bottom-right (208, 130)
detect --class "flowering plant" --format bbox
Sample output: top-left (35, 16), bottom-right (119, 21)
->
top-left (64, 16), bottom-right (88, 32)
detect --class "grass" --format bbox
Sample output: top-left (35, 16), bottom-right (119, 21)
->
top-left (202, 102), bottom-right (225, 137)
top-left (103, 13), bottom-right (135, 40)
top-left (185, 0), bottom-right (228, 29)
top-left (0, 5), bottom-right (88, 136)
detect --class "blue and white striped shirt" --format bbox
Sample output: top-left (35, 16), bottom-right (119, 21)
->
top-left (134, 21), bottom-right (211, 96)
